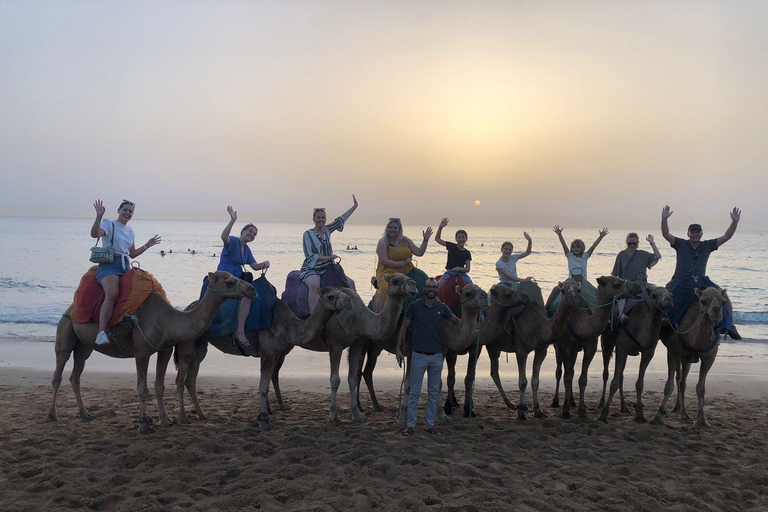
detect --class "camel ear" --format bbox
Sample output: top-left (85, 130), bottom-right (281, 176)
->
top-left (645, 288), bottom-right (652, 297)
top-left (596, 276), bottom-right (606, 286)
top-left (208, 272), bottom-right (215, 282)
top-left (383, 275), bottom-right (392, 283)
top-left (721, 289), bottom-right (729, 301)
top-left (490, 286), bottom-right (498, 297)
top-left (694, 288), bottom-right (702, 297)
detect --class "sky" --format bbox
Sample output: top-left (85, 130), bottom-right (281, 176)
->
top-left (1, 1), bottom-right (767, 230)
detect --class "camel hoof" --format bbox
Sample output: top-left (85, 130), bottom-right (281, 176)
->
top-left (78, 411), bottom-right (96, 422)
top-left (598, 415), bottom-right (608, 424)
top-left (179, 415), bottom-right (191, 425)
top-left (137, 417), bottom-right (155, 434)
top-left (551, 398), bottom-right (560, 409)
top-left (328, 416), bottom-right (344, 425)
top-left (444, 402), bottom-right (454, 416)
top-left (578, 405), bottom-right (588, 419)
top-left (671, 403), bottom-right (681, 413)
top-left (620, 405), bottom-right (630, 414)
top-left (159, 418), bottom-right (171, 428)
top-left (278, 403), bottom-right (291, 412)
top-left (197, 412), bottom-right (207, 420)
top-left (373, 404), bottom-right (387, 413)
top-left (517, 412), bottom-right (527, 421)
top-left (596, 399), bottom-right (605, 410)
top-left (695, 418), bottom-right (711, 429)
top-left (534, 409), bottom-right (547, 419)
top-left (635, 415), bottom-right (647, 423)
top-left (258, 421), bottom-right (273, 431)
top-left (45, 412), bottom-right (57, 422)
top-left (681, 413), bottom-right (692, 423)
top-left (649, 416), bottom-right (664, 426)
top-left (451, 395), bottom-right (460, 407)
top-left (561, 410), bottom-right (571, 420)
top-left (463, 409), bottom-right (478, 419)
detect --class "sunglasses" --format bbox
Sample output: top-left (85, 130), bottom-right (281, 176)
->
top-left (120, 199), bottom-right (135, 208)
top-left (389, 217), bottom-right (401, 223)
top-left (627, 242), bottom-right (638, 247)
top-left (424, 285), bottom-right (439, 290)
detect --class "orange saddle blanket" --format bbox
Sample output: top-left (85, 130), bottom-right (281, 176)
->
top-left (70, 266), bottom-right (169, 327)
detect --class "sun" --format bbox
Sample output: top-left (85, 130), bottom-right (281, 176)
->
top-left (474, 200), bottom-right (482, 206)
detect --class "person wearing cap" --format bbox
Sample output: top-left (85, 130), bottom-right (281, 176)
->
top-left (661, 205), bottom-right (742, 339)
top-left (396, 278), bottom-right (460, 437)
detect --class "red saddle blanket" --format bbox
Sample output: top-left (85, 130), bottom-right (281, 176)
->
top-left (70, 266), bottom-right (169, 327)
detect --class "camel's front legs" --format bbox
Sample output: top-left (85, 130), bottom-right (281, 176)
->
top-left (135, 354), bottom-right (153, 433)
top-left (443, 351), bottom-right (459, 414)
top-left (530, 347), bottom-right (549, 419)
top-left (598, 338), bottom-right (614, 409)
top-left (677, 362), bottom-right (693, 422)
top-left (463, 344), bottom-right (482, 418)
top-left (633, 348), bottom-right (655, 423)
top-left (185, 343), bottom-right (208, 420)
top-left (347, 343), bottom-right (365, 422)
top-left (257, 354), bottom-right (279, 430)
top-left (551, 345), bottom-right (563, 408)
top-left (695, 352), bottom-right (717, 428)
top-left (489, 351), bottom-right (514, 410)
top-left (397, 356), bottom-right (412, 425)
top-left (515, 350), bottom-right (530, 420)
top-left (154, 348), bottom-right (174, 427)
top-left (361, 344), bottom-right (385, 412)
top-left (598, 348), bottom-right (627, 423)
top-left (271, 349), bottom-right (291, 411)
top-left (651, 350), bottom-right (679, 425)
top-left (175, 346), bottom-right (195, 424)
top-left (47, 331), bottom-right (76, 422)
top-left (328, 346), bottom-right (344, 425)
top-left (577, 342), bottom-right (598, 419)
top-left (560, 350), bottom-right (576, 419)
top-left (71, 342), bottom-right (95, 421)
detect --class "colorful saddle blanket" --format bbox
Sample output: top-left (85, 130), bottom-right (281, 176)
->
top-left (282, 263), bottom-right (355, 319)
top-left (547, 277), bottom-right (597, 318)
top-left (70, 266), bottom-right (169, 326)
top-left (438, 273), bottom-right (469, 317)
top-left (199, 273), bottom-right (278, 338)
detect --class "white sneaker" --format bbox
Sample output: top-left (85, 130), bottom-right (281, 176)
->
top-left (95, 331), bottom-right (110, 345)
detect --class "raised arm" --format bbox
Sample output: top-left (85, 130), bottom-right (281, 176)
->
top-left (377, 239), bottom-right (411, 268)
top-left (407, 227), bottom-right (433, 257)
top-left (434, 218), bottom-right (449, 247)
top-left (661, 205), bottom-right (675, 245)
top-left (587, 227), bottom-right (609, 256)
top-left (553, 225), bottom-right (568, 256)
top-left (519, 231), bottom-right (533, 259)
top-left (91, 200), bottom-right (106, 238)
top-left (716, 207), bottom-right (741, 248)
top-left (129, 235), bottom-right (162, 259)
top-left (339, 194), bottom-right (358, 222)
top-left (221, 206), bottom-right (237, 246)
top-left (647, 234), bottom-right (661, 268)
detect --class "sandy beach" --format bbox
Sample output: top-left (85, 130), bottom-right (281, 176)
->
top-left (2, 338), bottom-right (768, 512)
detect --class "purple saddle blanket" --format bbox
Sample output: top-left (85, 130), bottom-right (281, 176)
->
top-left (282, 263), bottom-right (355, 319)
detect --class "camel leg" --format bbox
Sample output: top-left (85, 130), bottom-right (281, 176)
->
top-left (185, 343), bottom-right (208, 419)
top-left (271, 349), bottom-right (291, 411)
top-left (530, 347), bottom-right (549, 419)
top-left (47, 318), bottom-right (77, 422)
top-left (70, 342), bottom-right (95, 421)
top-left (552, 345), bottom-right (563, 409)
top-left (154, 348), bottom-right (173, 427)
top-left (678, 361), bottom-right (693, 422)
top-left (443, 351), bottom-right (458, 415)
top-left (561, 350), bottom-right (575, 419)
top-left (633, 348), bottom-right (654, 423)
top-left (135, 354), bottom-right (154, 433)
top-left (695, 352), bottom-right (717, 428)
top-left (362, 344), bottom-right (386, 412)
top-left (175, 345), bottom-right (195, 424)
top-left (515, 349), bottom-right (530, 420)
top-left (577, 343), bottom-right (598, 419)
top-left (618, 367), bottom-right (629, 413)
top-left (347, 343), bottom-right (365, 422)
top-left (489, 351), bottom-right (514, 410)
top-left (463, 345), bottom-right (482, 418)
top-left (598, 338), bottom-right (614, 410)
top-left (328, 346), bottom-right (344, 425)
top-left (257, 354), bottom-right (278, 430)
top-left (599, 347), bottom-right (627, 423)
top-left (397, 356), bottom-right (412, 425)
top-left (651, 350), bottom-right (679, 425)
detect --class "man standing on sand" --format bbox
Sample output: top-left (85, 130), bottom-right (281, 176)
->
top-left (661, 205), bottom-right (742, 339)
top-left (396, 278), bottom-right (460, 437)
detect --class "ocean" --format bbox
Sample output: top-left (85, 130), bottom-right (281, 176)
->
top-left (1, 216), bottom-right (767, 381)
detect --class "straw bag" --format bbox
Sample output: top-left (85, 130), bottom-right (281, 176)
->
top-left (89, 221), bottom-right (115, 264)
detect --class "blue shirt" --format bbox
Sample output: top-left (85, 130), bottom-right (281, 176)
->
top-left (405, 298), bottom-right (454, 354)
top-left (670, 237), bottom-right (718, 280)
top-left (217, 236), bottom-right (256, 277)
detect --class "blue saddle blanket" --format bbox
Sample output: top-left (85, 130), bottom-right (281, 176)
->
top-left (665, 276), bottom-right (732, 331)
top-left (199, 274), bottom-right (278, 338)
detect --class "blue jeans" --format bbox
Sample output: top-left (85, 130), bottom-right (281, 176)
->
top-left (408, 352), bottom-right (443, 428)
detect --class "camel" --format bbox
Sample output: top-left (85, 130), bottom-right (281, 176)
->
top-left (485, 281), bottom-right (580, 420)
top-left (550, 276), bottom-right (642, 419)
top-left (397, 284), bottom-right (488, 425)
top-left (650, 287), bottom-right (727, 428)
top-left (299, 273), bottom-right (417, 424)
top-left (178, 286), bottom-right (353, 430)
top-left (598, 285), bottom-right (673, 423)
top-left (47, 271), bottom-right (255, 432)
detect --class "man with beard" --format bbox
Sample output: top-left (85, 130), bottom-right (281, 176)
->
top-left (396, 278), bottom-right (460, 436)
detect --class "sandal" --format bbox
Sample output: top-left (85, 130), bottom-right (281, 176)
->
top-left (401, 427), bottom-right (415, 437)
top-left (235, 332), bottom-right (251, 349)
top-left (425, 426), bottom-right (441, 435)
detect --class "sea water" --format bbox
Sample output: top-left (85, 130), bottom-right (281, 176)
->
top-left (1, 216), bottom-right (766, 381)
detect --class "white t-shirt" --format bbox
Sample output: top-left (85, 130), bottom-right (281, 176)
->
top-left (100, 219), bottom-right (135, 258)
top-left (496, 255), bottom-right (521, 284)
top-left (566, 251), bottom-right (589, 280)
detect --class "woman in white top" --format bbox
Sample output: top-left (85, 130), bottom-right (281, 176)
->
top-left (91, 199), bottom-right (161, 345)
top-left (545, 225), bottom-right (608, 311)
top-left (495, 233), bottom-right (533, 289)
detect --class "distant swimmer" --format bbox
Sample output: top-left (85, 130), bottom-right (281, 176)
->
top-left (191, 250), bottom-right (196, 254)
top-left (160, 250), bottom-right (166, 257)
top-left (353, 245), bottom-right (358, 250)
top-left (169, 249), bottom-right (173, 253)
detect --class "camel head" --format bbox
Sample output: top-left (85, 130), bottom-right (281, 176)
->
top-left (318, 286), bottom-right (353, 312)
top-left (206, 271), bottom-right (257, 300)
top-left (646, 285), bottom-right (673, 311)
top-left (558, 280), bottom-right (582, 306)
top-left (489, 283), bottom-right (516, 307)
top-left (596, 276), bottom-right (641, 302)
top-left (384, 273), bottom-right (419, 299)
top-left (694, 287), bottom-right (726, 325)
top-left (456, 284), bottom-right (488, 314)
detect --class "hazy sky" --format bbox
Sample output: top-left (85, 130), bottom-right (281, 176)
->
top-left (1, 1), bottom-right (767, 229)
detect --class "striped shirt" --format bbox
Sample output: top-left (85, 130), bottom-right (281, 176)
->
top-left (300, 217), bottom-right (345, 279)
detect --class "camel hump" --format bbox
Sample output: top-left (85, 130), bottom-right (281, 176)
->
top-left (518, 281), bottom-right (544, 309)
